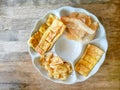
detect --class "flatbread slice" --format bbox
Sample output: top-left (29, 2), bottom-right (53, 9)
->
top-left (75, 44), bottom-right (104, 76)
top-left (35, 19), bottom-right (66, 55)
top-left (46, 14), bottom-right (57, 26)
top-left (28, 31), bottom-right (42, 49)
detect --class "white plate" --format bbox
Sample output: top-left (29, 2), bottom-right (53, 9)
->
top-left (28, 6), bottom-right (108, 84)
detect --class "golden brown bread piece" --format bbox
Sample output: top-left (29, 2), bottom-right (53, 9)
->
top-left (28, 14), bottom-right (66, 55)
top-left (48, 24), bottom-right (66, 50)
top-left (46, 14), bottom-right (57, 26)
top-left (75, 44), bottom-right (104, 76)
top-left (28, 31), bottom-right (42, 49)
top-left (28, 23), bottom-right (48, 49)
top-left (39, 23), bottom-right (48, 34)
top-left (35, 19), bottom-right (66, 55)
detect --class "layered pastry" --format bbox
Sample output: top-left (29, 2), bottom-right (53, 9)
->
top-left (28, 14), bottom-right (66, 55)
top-left (75, 44), bottom-right (104, 76)
top-left (28, 23), bottom-right (48, 49)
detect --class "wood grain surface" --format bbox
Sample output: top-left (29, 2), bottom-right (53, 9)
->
top-left (0, 0), bottom-right (120, 90)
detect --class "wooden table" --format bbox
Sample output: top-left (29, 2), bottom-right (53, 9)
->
top-left (0, 0), bottom-right (120, 90)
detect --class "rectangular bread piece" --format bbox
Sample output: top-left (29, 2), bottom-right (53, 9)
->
top-left (35, 19), bottom-right (66, 55)
top-left (75, 44), bottom-right (104, 76)
top-left (28, 14), bottom-right (55, 50)
top-left (28, 24), bottom-right (48, 49)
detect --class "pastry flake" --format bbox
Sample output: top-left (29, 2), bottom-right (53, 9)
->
top-left (39, 53), bottom-right (72, 80)
top-left (46, 14), bottom-right (57, 26)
